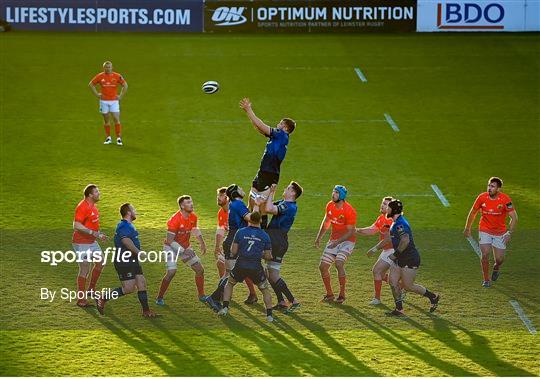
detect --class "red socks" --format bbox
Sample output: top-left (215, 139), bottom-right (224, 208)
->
top-left (322, 274), bottom-right (333, 296)
top-left (77, 276), bottom-right (86, 294)
top-left (87, 263), bottom-right (103, 292)
top-left (374, 279), bottom-right (383, 299)
top-left (481, 257), bottom-right (490, 281)
top-left (115, 123), bottom-right (122, 137)
top-left (104, 124), bottom-right (111, 137)
top-left (338, 276), bottom-right (346, 298)
top-left (157, 276), bottom-right (171, 299)
top-left (195, 275), bottom-right (205, 297)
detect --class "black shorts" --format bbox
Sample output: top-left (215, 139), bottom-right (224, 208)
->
top-left (252, 170), bottom-right (279, 192)
top-left (267, 229), bottom-right (289, 263)
top-left (223, 232), bottom-right (235, 259)
top-left (114, 260), bottom-right (143, 281)
top-left (397, 253), bottom-right (421, 269)
top-left (230, 266), bottom-right (267, 285)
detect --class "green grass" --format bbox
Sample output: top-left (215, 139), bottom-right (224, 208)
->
top-left (1, 32), bottom-right (539, 376)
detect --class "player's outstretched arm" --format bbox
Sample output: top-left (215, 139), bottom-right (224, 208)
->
top-left (264, 184), bottom-right (279, 215)
top-left (356, 224), bottom-right (378, 236)
top-left (239, 98), bottom-right (271, 137)
top-left (367, 235), bottom-right (390, 256)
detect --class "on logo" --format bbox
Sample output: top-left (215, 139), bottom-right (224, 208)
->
top-left (437, 2), bottom-right (505, 30)
top-left (212, 7), bottom-right (247, 26)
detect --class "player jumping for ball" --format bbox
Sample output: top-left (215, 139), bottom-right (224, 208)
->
top-left (239, 98), bottom-right (295, 228)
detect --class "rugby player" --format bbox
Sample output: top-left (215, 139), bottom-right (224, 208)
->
top-left (72, 184), bottom-right (107, 308)
top-left (89, 61), bottom-right (128, 146)
top-left (384, 200), bottom-right (440, 317)
top-left (96, 203), bottom-right (157, 317)
top-left (314, 185), bottom-right (357, 304)
top-left (356, 196), bottom-right (395, 305)
top-left (239, 97), bottom-right (295, 228)
top-left (464, 177), bottom-right (518, 287)
top-left (206, 184), bottom-right (257, 310)
top-left (265, 182), bottom-right (302, 313)
top-left (156, 195), bottom-right (207, 305)
top-left (217, 211), bottom-right (275, 322)
top-left (215, 187), bottom-right (228, 278)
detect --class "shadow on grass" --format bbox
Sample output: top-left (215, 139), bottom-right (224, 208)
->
top-left (89, 306), bottom-right (224, 376)
top-left (407, 302), bottom-right (536, 376)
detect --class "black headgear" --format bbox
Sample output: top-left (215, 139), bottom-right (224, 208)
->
top-left (226, 184), bottom-right (241, 200)
top-left (387, 199), bottom-right (403, 217)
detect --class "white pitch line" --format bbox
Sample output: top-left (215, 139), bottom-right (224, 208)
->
top-left (466, 236), bottom-right (482, 258)
top-left (384, 113), bottom-right (400, 132)
top-left (509, 300), bottom-right (537, 335)
top-left (431, 184), bottom-right (450, 207)
top-left (354, 67), bottom-right (368, 83)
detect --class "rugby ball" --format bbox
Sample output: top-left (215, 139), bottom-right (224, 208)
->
top-left (202, 81), bottom-right (219, 94)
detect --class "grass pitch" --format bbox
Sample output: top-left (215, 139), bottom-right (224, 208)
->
top-left (0, 32), bottom-right (539, 376)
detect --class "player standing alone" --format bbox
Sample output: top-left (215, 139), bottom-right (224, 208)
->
top-left (239, 97), bottom-right (295, 228)
top-left (314, 185), bottom-right (357, 304)
top-left (89, 61), bottom-right (128, 146)
top-left (464, 177), bottom-right (518, 287)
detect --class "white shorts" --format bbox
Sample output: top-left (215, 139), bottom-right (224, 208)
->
top-left (321, 240), bottom-right (355, 264)
top-left (378, 248), bottom-right (396, 266)
top-left (225, 258), bottom-right (237, 271)
top-left (163, 244), bottom-right (201, 269)
top-left (479, 231), bottom-right (507, 250)
top-left (72, 241), bottom-right (102, 261)
top-left (99, 100), bottom-right (120, 114)
top-left (267, 260), bottom-right (282, 271)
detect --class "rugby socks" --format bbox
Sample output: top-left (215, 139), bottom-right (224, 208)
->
top-left (223, 301), bottom-right (230, 308)
top-left (322, 272), bottom-right (333, 296)
top-left (211, 277), bottom-right (228, 301)
top-left (276, 278), bottom-right (295, 303)
top-left (104, 287), bottom-right (124, 301)
top-left (338, 276), bottom-right (347, 298)
top-left (270, 280), bottom-right (285, 303)
top-left (87, 263), bottom-right (103, 292)
top-left (266, 308), bottom-right (273, 317)
top-left (195, 274), bottom-right (205, 297)
top-left (395, 299), bottom-right (404, 311)
top-left (77, 276), bottom-right (86, 295)
top-left (137, 290), bottom-right (150, 311)
top-left (423, 289), bottom-right (437, 300)
top-left (115, 123), bottom-right (122, 137)
top-left (216, 260), bottom-right (226, 278)
top-left (481, 257), bottom-right (490, 281)
top-left (157, 276), bottom-right (171, 300)
top-left (493, 259), bottom-right (504, 272)
top-left (374, 280), bottom-right (383, 300)
top-left (104, 124), bottom-right (111, 137)
top-left (245, 277), bottom-right (256, 296)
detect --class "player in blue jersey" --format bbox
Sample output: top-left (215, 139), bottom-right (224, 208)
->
top-left (218, 211), bottom-right (275, 322)
top-left (264, 182), bottom-right (303, 313)
top-left (96, 203), bottom-right (157, 318)
top-left (205, 184), bottom-right (258, 310)
top-left (384, 200), bottom-right (440, 316)
top-left (239, 97), bottom-right (296, 228)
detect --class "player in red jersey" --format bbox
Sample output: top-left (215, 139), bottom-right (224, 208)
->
top-left (89, 61), bottom-right (128, 146)
top-left (356, 196), bottom-right (395, 305)
top-left (464, 177), bottom-right (518, 287)
top-left (215, 187), bottom-right (229, 278)
top-left (314, 185), bottom-right (357, 304)
top-left (156, 195), bottom-right (207, 305)
top-left (72, 184), bottom-right (107, 307)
